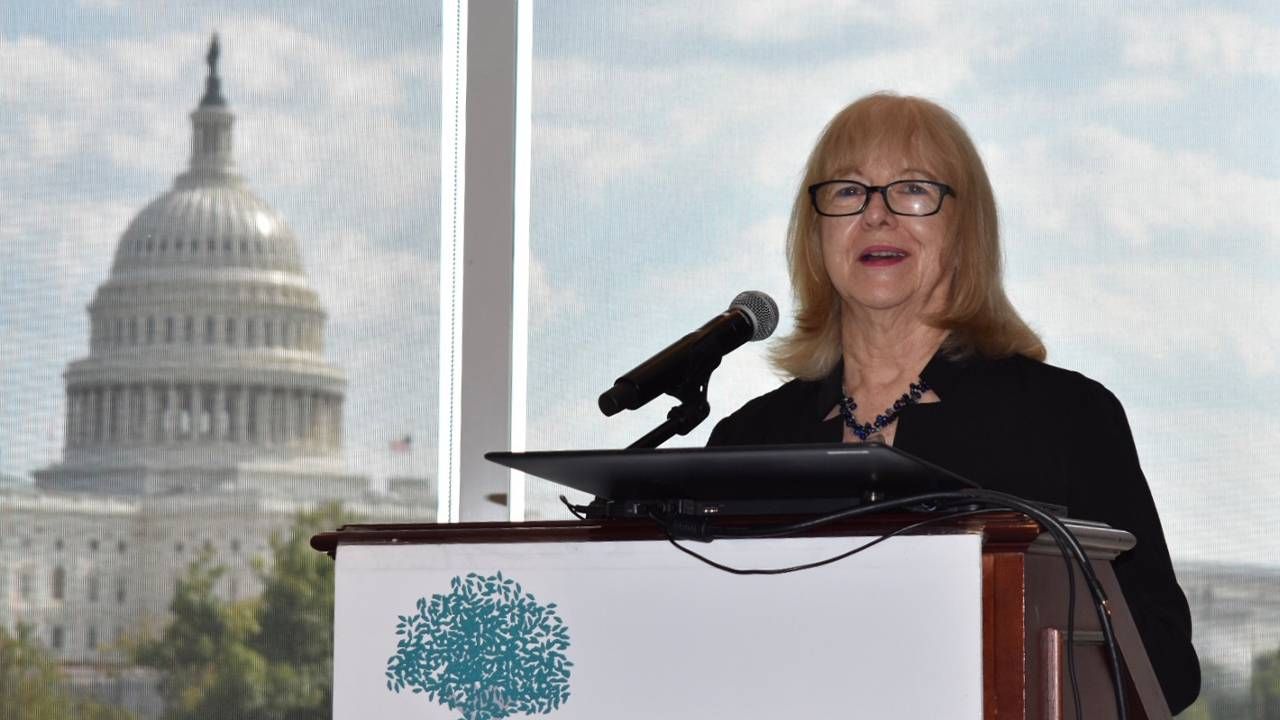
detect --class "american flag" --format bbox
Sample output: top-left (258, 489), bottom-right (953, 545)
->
top-left (389, 434), bottom-right (412, 453)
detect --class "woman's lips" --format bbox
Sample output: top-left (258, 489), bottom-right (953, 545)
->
top-left (858, 245), bottom-right (909, 266)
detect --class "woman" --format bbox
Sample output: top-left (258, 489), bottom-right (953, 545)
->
top-left (707, 93), bottom-right (1200, 713)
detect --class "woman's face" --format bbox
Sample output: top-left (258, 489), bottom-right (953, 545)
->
top-left (818, 153), bottom-right (953, 320)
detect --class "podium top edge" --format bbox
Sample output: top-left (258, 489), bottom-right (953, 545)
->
top-left (309, 512), bottom-right (1046, 557)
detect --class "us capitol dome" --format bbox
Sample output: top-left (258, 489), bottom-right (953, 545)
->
top-left (35, 36), bottom-right (360, 499)
top-left (1, 38), bottom-right (429, 716)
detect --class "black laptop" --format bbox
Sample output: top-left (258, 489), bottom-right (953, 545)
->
top-left (485, 442), bottom-right (979, 518)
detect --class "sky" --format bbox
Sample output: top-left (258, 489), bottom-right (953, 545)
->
top-left (2, 1), bottom-right (1279, 569)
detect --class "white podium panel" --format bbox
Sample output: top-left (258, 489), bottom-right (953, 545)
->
top-left (334, 535), bottom-right (982, 719)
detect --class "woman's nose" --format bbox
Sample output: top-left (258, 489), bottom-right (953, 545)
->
top-left (861, 190), bottom-right (894, 226)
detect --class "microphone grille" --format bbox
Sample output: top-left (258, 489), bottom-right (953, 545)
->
top-left (730, 291), bottom-right (779, 341)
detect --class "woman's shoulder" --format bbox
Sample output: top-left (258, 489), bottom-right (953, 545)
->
top-left (972, 353), bottom-right (1120, 406)
top-left (706, 376), bottom-right (826, 446)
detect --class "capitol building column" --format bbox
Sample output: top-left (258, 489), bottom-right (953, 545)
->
top-left (100, 386), bottom-right (112, 442)
top-left (282, 387), bottom-right (295, 446)
top-left (66, 390), bottom-right (79, 447)
top-left (233, 386), bottom-right (248, 444)
top-left (300, 391), bottom-right (314, 448)
top-left (113, 386), bottom-right (127, 442)
top-left (255, 388), bottom-right (270, 445)
top-left (103, 386), bottom-right (114, 442)
top-left (165, 384), bottom-right (178, 443)
top-left (89, 388), bottom-right (101, 444)
top-left (192, 383), bottom-right (205, 441)
top-left (143, 384), bottom-right (158, 443)
top-left (214, 384), bottom-right (227, 441)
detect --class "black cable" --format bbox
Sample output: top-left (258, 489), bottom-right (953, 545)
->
top-left (558, 495), bottom-right (588, 520)
top-left (646, 489), bottom-right (1128, 720)
top-left (655, 507), bottom-right (994, 575)
top-left (958, 489), bottom-right (1126, 720)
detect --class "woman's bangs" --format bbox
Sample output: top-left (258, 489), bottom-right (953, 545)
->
top-left (816, 107), bottom-right (953, 183)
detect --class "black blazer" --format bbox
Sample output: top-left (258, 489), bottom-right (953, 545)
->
top-left (707, 351), bottom-right (1200, 714)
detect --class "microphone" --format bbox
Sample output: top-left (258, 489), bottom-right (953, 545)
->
top-left (598, 291), bottom-right (779, 417)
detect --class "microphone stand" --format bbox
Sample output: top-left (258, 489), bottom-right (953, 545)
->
top-left (627, 355), bottom-right (718, 450)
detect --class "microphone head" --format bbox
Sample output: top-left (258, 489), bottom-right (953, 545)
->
top-left (730, 291), bottom-right (779, 341)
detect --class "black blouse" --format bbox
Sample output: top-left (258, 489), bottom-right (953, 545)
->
top-left (707, 350), bottom-right (1200, 713)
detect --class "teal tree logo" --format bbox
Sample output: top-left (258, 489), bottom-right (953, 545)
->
top-left (386, 572), bottom-right (572, 720)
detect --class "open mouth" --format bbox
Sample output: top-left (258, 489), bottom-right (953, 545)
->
top-left (859, 246), bottom-right (909, 264)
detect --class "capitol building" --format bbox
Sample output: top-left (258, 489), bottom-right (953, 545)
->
top-left (0, 37), bottom-right (432, 714)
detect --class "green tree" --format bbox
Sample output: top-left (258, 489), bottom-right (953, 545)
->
top-left (136, 503), bottom-right (350, 720)
top-left (1176, 658), bottom-right (1254, 720)
top-left (251, 503), bottom-right (347, 720)
top-left (0, 624), bottom-right (135, 720)
top-left (1255, 645), bottom-right (1280, 720)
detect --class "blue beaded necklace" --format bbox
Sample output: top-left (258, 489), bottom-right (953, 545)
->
top-left (838, 379), bottom-right (931, 441)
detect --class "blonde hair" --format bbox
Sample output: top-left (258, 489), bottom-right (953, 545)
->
top-left (772, 92), bottom-right (1045, 380)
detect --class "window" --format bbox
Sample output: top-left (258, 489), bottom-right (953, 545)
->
top-left (5, 7), bottom-right (443, 718)
top-left (519, 6), bottom-right (1280, 717)
top-left (51, 625), bottom-right (65, 650)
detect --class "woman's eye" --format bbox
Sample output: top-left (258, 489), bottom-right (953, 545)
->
top-left (836, 184), bottom-right (866, 198)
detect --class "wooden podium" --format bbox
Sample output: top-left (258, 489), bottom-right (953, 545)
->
top-left (313, 513), bottom-right (1171, 720)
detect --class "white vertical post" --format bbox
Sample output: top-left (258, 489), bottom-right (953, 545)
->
top-left (439, 0), bottom-right (524, 522)
top-left (457, 0), bottom-right (518, 522)
top-left (509, 0), bottom-right (533, 522)
top-left (437, 0), bottom-right (468, 523)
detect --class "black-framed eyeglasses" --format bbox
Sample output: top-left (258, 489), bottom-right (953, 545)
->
top-left (808, 179), bottom-right (955, 217)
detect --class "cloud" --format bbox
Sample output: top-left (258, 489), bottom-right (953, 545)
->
top-left (1121, 9), bottom-right (1280, 77)
top-left (634, 0), bottom-right (1033, 53)
top-left (1093, 75), bottom-right (1187, 106)
top-left (0, 37), bottom-right (114, 169)
top-left (985, 125), bottom-right (1280, 249)
top-left (641, 0), bottom-right (886, 44)
top-left (1008, 259), bottom-right (1280, 379)
top-left (533, 48), bottom-right (978, 201)
top-left (297, 225), bottom-right (439, 482)
top-left (1132, 404), bottom-right (1280, 566)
